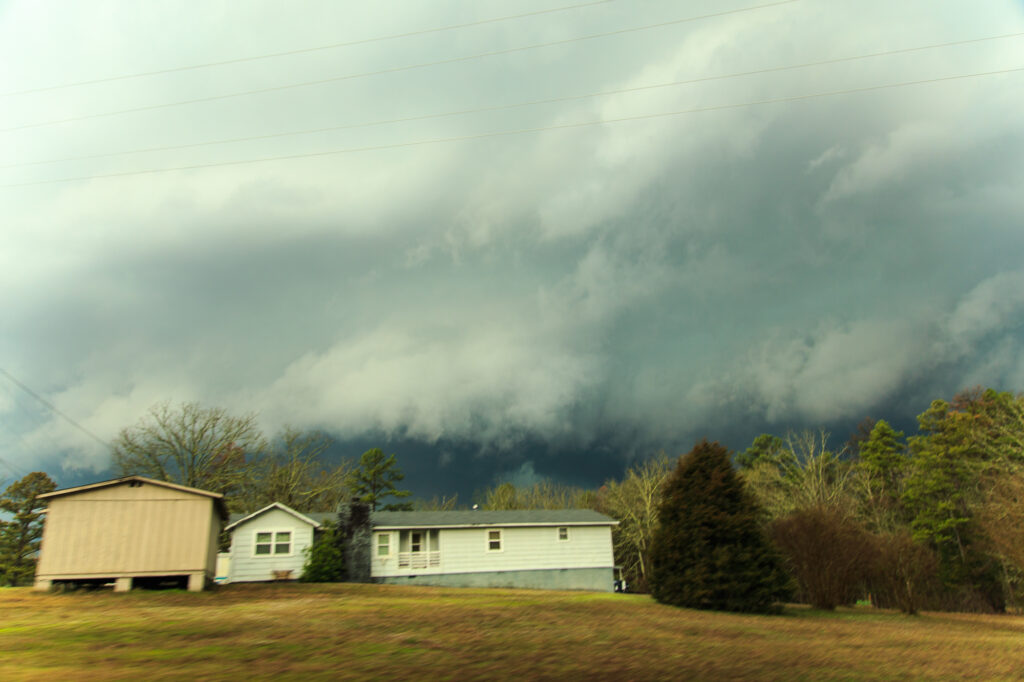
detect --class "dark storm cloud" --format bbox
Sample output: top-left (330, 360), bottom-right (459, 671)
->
top-left (1, 0), bottom-right (1023, 492)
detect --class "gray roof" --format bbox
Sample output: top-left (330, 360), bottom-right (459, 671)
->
top-left (372, 509), bottom-right (616, 528)
top-left (227, 508), bottom-right (615, 528)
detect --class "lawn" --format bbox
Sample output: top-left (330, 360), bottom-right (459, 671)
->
top-left (1, 583), bottom-right (1022, 681)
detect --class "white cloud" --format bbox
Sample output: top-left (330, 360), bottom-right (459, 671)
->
top-left (944, 270), bottom-right (1024, 350)
top-left (257, 324), bottom-right (601, 445)
top-left (820, 122), bottom-right (951, 204)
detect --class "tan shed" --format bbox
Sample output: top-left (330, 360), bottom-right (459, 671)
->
top-left (34, 476), bottom-right (228, 592)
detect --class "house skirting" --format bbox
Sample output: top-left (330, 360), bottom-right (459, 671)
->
top-left (377, 567), bottom-right (614, 592)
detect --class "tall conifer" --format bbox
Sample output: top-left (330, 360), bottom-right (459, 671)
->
top-left (650, 440), bottom-right (790, 613)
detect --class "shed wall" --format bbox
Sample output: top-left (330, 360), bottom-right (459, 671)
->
top-left (35, 482), bottom-right (219, 580)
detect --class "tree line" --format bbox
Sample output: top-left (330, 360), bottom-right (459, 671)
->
top-left (3, 387), bottom-right (1022, 612)
top-left (109, 401), bottom-right (412, 513)
top-left (734, 387), bottom-right (1024, 614)
top-left (453, 387), bottom-right (1024, 613)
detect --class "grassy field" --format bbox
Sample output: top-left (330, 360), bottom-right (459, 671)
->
top-left (1, 583), bottom-right (1022, 681)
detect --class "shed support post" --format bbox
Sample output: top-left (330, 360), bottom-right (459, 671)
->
top-left (187, 572), bottom-right (205, 592)
top-left (114, 577), bottom-right (133, 592)
top-left (34, 578), bottom-right (52, 591)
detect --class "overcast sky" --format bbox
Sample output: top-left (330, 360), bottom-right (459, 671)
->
top-left (2, 0), bottom-right (1023, 497)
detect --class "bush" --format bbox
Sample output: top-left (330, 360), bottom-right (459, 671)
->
top-left (865, 530), bottom-right (939, 615)
top-left (769, 506), bottom-right (875, 610)
top-left (301, 525), bottom-right (345, 583)
top-left (649, 440), bottom-right (791, 613)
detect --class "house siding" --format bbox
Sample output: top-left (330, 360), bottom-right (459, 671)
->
top-left (227, 508), bottom-right (316, 582)
top-left (372, 524), bottom-right (615, 591)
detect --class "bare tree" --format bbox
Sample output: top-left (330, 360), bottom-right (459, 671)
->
top-left (480, 480), bottom-right (594, 510)
top-left (112, 401), bottom-right (264, 497)
top-left (742, 429), bottom-right (854, 519)
top-left (976, 463), bottom-right (1024, 577)
top-left (597, 453), bottom-right (673, 592)
top-left (415, 494), bottom-right (461, 511)
top-left (236, 428), bottom-right (352, 513)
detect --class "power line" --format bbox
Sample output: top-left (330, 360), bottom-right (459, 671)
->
top-left (0, 0), bottom-right (800, 134)
top-left (0, 368), bottom-right (112, 451)
top-left (0, 0), bottom-right (617, 98)
top-left (5, 30), bottom-right (1021, 171)
top-left (4, 65), bottom-right (1020, 189)
top-left (0, 453), bottom-right (28, 480)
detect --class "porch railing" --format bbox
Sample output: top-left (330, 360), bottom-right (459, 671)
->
top-left (397, 551), bottom-right (440, 569)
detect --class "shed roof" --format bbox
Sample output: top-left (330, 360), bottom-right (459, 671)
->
top-left (37, 475), bottom-right (229, 519)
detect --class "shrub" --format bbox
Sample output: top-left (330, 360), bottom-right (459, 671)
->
top-left (649, 440), bottom-right (791, 613)
top-left (865, 530), bottom-right (939, 615)
top-left (301, 525), bottom-right (345, 582)
top-left (768, 506), bottom-right (875, 610)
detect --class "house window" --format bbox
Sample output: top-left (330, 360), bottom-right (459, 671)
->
top-left (377, 533), bottom-right (391, 557)
top-left (558, 527), bottom-right (569, 541)
top-left (411, 532), bottom-right (423, 553)
top-left (255, 531), bottom-right (291, 556)
top-left (487, 529), bottom-right (502, 551)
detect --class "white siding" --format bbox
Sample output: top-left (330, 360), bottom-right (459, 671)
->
top-left (372, 524), bottom-right (614, 578)
top-left (228, 508), bottom-right (317, 582)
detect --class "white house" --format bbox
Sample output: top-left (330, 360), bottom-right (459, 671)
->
top-left (223, 503), bottom-right (333, 583)
top-left (371, 510), bottom-right (618, 591)
top-left (222, 505), bottom-right (618, 591)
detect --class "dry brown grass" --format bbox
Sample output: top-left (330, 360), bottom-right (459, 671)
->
top-left (1, 583), bottom-right (1022, 681)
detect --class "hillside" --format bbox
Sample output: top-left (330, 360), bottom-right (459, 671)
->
top-left (1, 583), bottom-right (1022, 680)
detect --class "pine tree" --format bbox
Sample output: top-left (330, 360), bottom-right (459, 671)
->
top-left (857, 419), bottom-right (907, 531)
top-left (0, 472), bottom-right (57, 586)
top-left (649, 440), bottom-right (790, 613)
top-left (348, 448), bottom-right (412, 511)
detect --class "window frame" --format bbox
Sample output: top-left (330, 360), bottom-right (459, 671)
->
top-left (253, 529), bottom-right (294, 557)
top-left (376, 532), bottom-right (392, 558)
top-left (557, 526), bottom-right (569, 542)
top-left (486, 528), bottom-right (503, 552)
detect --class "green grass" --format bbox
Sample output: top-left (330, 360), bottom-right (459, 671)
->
top-left (0, 583), bottom-right (1022, 680)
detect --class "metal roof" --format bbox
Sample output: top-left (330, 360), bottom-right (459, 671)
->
top-left (38, 475), bottom-right (229, 519)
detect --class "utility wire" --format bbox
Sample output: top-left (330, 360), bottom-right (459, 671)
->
top-left (0, 0), bottom-right (799, 133)
top-left (0, 0), bottom-right (617, 98)
top-left (0, 368), bottom-right (112, 451)
top-left (4, 65), bottom-right (1020, 189)
top-left (5, 30), bottom-right (1021, 170)
top-left (0, 453), bottom-right (28, 480)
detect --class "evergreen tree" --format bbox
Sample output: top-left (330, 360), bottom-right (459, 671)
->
top-left (649, 440), bottom-right (790, 613)
top-left (0, 472), bottom-right (57, 586)
top-left (856, 419), bottom-right (907, 531)
top-left (349, 448), bottom-right (412, 511)
top-left (735, 434), bottom-right (786, 470)
top-left (903, 399), bottom-right (1005, 611)
top-left (300, 524), bottom-right (345, 582)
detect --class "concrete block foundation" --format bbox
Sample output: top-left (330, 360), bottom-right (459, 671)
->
top-left (378, 567), bottom-right (614, 592)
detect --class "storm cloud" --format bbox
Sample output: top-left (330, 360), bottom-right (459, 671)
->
top-left (2, 0), bottom-right (1023, 496)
